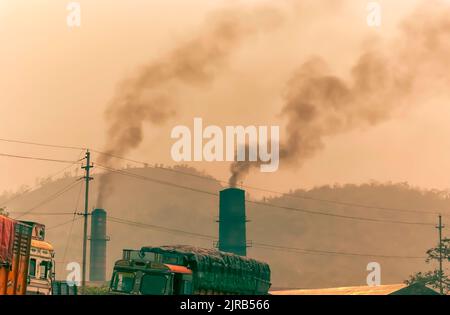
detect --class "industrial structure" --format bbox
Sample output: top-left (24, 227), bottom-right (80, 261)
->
top-left (89, 208), bottom-right (109, 282)
top-left (217, 188), bottom-right (248, 256)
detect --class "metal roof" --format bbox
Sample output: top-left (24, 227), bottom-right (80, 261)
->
top-left (31, 239), bottom-right (54, 251)
top-left (270, 284), bottom-right (408, 295)
top-left (164, 264), bottom-right (192, 274)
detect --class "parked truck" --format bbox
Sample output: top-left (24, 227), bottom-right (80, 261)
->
top-left (20, 221), bottom-right (55, 295)
top-left (0, 215), bottom-right (33, 295)
top-left (110, 245), bottom-right (271, 295)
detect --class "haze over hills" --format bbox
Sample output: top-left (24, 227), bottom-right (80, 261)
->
top-left (1, 165), bottom-right (446, 289)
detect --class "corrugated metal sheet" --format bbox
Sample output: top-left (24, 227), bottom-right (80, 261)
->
top-left (270, 284), bottom-right (408, 295)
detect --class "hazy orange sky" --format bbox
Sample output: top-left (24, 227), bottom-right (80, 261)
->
top-left (1, 0), bottom-right (450, 197)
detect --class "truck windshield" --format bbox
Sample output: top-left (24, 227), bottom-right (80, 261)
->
top-left (39, 260), bottom-right (52, 279)
top-left (111, 271), bottom-right (135, 293)
top-left (140, 274), bottom-right (168, 295)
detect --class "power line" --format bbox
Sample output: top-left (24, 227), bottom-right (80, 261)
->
top-left (50, 181), bottom-right (85, 268)
top-left (0, 151), bottom-right (83, 208)
top-left (0, 138), bottom-right (85, 151)
top-left (0, 152), bottom-right (82, 164)
top-left (251, 242), bottom-right (425, 259)
top-left (0, 138), bottom-right (432, 261)
top-left (246, 199), bottom-right (435, 226)
top-left (97, 164), bottom-right (434, 227)
top-left (0, 137), bottom-right (443, 216)
top-left (96, 164), bottom-right (217, 197)
top-left (91, 149), bottom-right (443, 216)
top-left (108, 216), bottom-right (216, 241)
top-left (107, 215), bottom-right (426, 259)
top-left (6, 151), bottom-right (82, 219)
top-left (253, 191), bottom-right (443, 216)
top-left (0, 139), bottom-right (430, 258)
top-left (59, 216), bottom-right (79, 265)
top-left (8, 212), bottom-right (75, 216)
top-left (74, 179), bottom-right (84, 217)
top-left (13, 179), bottom-right (82, 220)
top-left (47, 216), bottom-right (81, 231)
top-left (91, 149), bottom-right (148, 166)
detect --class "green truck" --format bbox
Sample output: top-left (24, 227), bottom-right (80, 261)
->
top-left (109, 245), bottom-right (271, 295)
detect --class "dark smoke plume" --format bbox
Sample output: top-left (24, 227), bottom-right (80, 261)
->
top-left (97, 5), bottom-right (283, 205)
top-left (228, 150), bottom-right (257, 188)
top-left (229, 2), bottom-right (450, 186)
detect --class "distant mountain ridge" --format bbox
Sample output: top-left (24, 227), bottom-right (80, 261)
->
top-left (1, 166), bottom-right (447, 289)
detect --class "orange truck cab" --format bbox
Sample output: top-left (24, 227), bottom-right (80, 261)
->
top-left (0, 215), bottom-right (33, 295)
top-left (26, 239), bottom-right (54, 295)
top-left (19, 221), bottom-right (54, 295)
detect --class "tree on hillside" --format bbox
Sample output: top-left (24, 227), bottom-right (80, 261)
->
top-left (0, 207), bottom-right (9, 217)
top-left (406, 238), bottom-right (450, 295)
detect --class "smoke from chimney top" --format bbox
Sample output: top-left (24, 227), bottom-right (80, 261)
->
top-left (228, 2), bottom-right (450, 186)
top-left (96, 4), bottom-right (283, 205)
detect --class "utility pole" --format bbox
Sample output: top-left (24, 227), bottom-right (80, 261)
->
top-left (436, 214), bottom-right (444, 295)
top-left (81, 149), bottom-right (93, 293)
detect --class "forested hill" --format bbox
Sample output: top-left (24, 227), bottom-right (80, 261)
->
top-left (1, 166), bottom-right (447, 289)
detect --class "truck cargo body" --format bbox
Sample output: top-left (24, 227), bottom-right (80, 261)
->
top-left (0, 215), bottom-right (33, 295)
top-left (110, 245), bottom-right (271, 295)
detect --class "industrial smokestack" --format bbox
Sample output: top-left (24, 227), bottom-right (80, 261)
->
top-left (89, 208), bottom-right (109, 282)
top-left (218, 188), bottom-right (247, 256)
